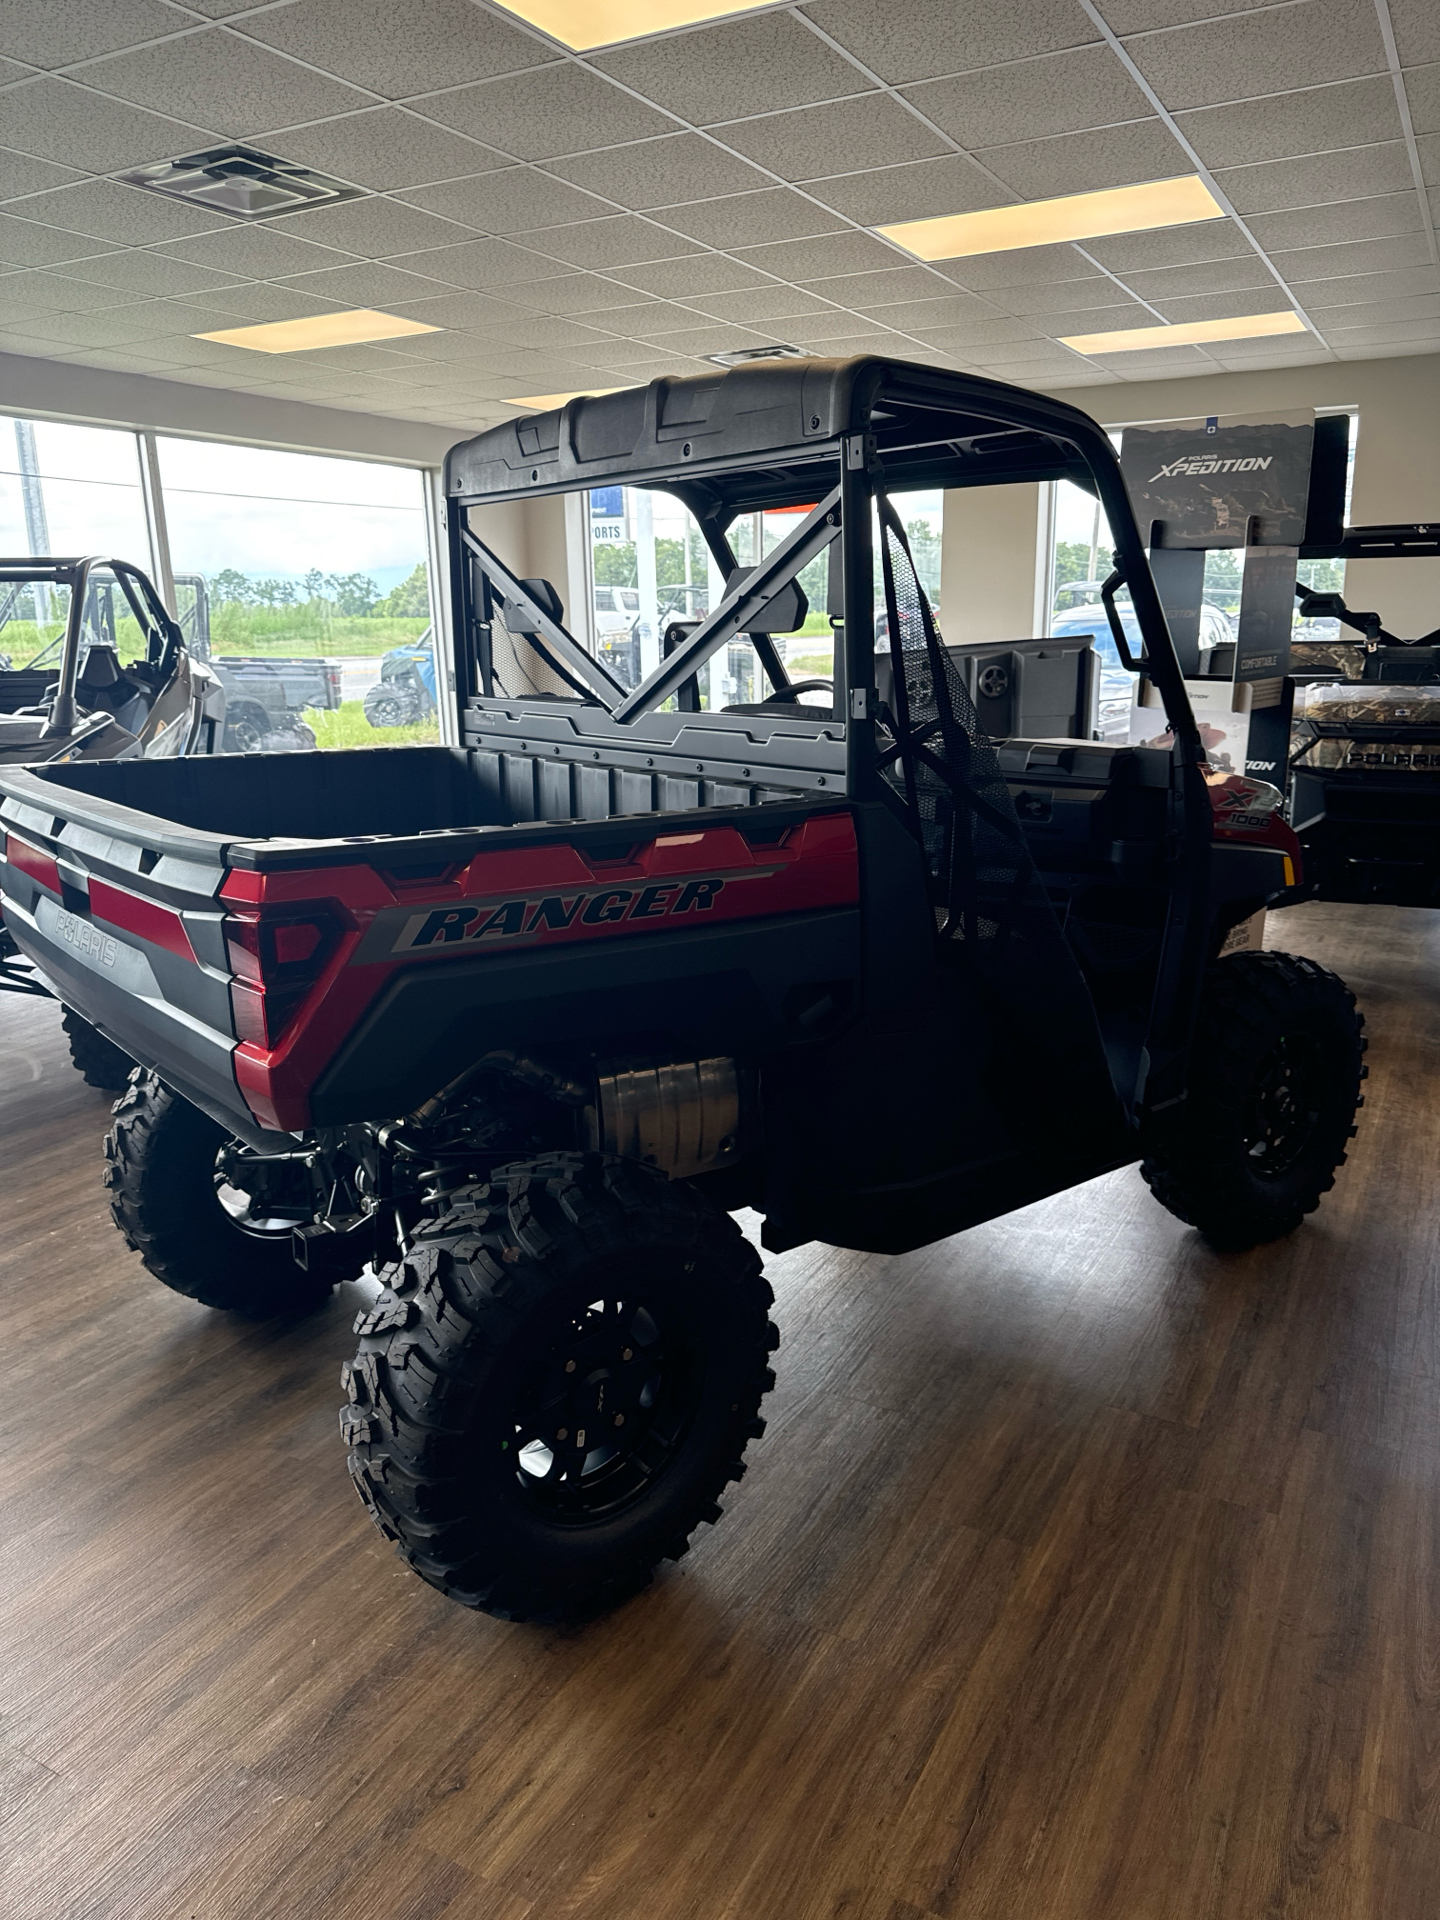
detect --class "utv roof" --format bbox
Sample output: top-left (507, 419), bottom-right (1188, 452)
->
top-left (444, 355), bottom-right (1109, 517)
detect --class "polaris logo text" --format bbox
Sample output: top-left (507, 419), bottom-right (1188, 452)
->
top-left (1148, 454), bottom-right (1274, 480)
top-left (54, 909), bottom-right (118, 969)
top-left (395, 877), bottom-right (725, 952)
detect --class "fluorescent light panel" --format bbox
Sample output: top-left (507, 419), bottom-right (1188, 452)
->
top-left (195, 310), bottom-right (440, 353)
top-left (880, 176), bottom-right (1225, 261)
top-left (493, 0), bottom-right (774, 51)
top-left (508, 387), bottom-right (626, 409)
top-left (1061, 310), bottom-right (1309, 355)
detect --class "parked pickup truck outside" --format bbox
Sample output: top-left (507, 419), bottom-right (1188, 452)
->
top-left (176, 574), bottom-right (339, 751)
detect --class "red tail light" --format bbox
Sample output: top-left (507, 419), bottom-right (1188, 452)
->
top-left (223, 908), bottom-right (338, 1049)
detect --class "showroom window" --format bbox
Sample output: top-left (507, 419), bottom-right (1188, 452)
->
top-left (586, 486), bottom-right (941, 706)
top-left (2, 411), bottom-right (439, 752)
top-left (156, 439), bottom-right (436, 747)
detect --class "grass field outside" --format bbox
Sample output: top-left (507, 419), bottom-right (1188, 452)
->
top-left (303, 700), bottom-right (438, 749)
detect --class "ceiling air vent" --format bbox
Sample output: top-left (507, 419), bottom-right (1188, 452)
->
top-left (117, 145), bottom-right (367, 220)
top-left (702, 343), bottom-right (805, 368)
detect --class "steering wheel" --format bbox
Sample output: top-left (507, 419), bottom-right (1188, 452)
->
top-left (760, 678), bottom-right (832, 704)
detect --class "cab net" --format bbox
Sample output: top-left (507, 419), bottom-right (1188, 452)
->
top-left (875, 491), bottom-right (1125, 1149)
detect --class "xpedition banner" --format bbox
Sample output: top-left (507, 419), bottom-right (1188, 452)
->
top-left (1120, 420), bottom-right (1315, 548)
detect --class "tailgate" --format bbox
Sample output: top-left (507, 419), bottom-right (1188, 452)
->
top-left (0, 770), bottom-right (254, 1137)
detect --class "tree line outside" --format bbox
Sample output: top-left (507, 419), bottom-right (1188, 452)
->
top-left (195, 561), bottom-right (432, 658)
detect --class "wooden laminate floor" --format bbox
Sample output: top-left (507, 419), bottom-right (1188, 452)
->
top-left (1, 901), bottom-right (1437, 1920)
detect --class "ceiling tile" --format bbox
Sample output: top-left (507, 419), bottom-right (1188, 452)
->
top-left (469, 313), bottom-right (615, 350)
top-left (50, 250), bottom-right (251, 298)
top-left (1215, 141), bottom-right (1415, 216)
top-left (1082, 219), bottom-right (1251, 271)
top-left (1285, 265), bottom-right (1440, 307)
top-left (1333, 339), bottom-right (1438, 358)
top-left (80, 29), bottom-right (374, 139)
top-left (0, 272), bottom-right (80, 318)
top-left (606, 253), bottom-right (776, 297)
top-left (650, 189), bottom-right (847, 248)
top-left (489, 271), bottom-right (644, 312)
top-left (0, 77), bottom-right (203, 171)
top-left (592, 14), bottom-right (868, 126)
top-left (374, 289), bottom-right (534, 328)
top-left (1311, 293), bottom-right (1440, 327)
top-left (807, 154), bottom-right (1009, 226)
top-left (1124, 0), bottom-right (1388, 113)
top-left (421, 64), bottom-right (673, 162)
top-left (728, 230), bottom-right (903, 279)
top-left (1421, 134), bottom-right (1440, 185)
top-left (16, 306), bottom-right (174, 346)
top-left (265, 110), bottom-right (510, 193)
top-left (786, 328), bottom-right (913, 355)
top-left (398, 168), bottom-right (614, 234)
top-left (712, 96), bottom-right (947, 182)
top-left (172, 282), bottom-right (352, 320)
top-left (848, 290), bottom-right (1003, 329)
top-left (570, 299), bottom-right (709, 333)
top-left (0, 59), bottom-right (36, 85)
top-left (1148, 287), bottom-right (1297, 322)
top-left (936, 240), bottom-right (1096, 287)
top-left (0, 147), bottom-right (87, 201)
top-left (367, 314), bottom-right (533, 352)
top-left (5, 177), bottom-right (236, 248)
top-left (1117, 255), bottom-right (1274, 299)
top-left (543, 134), bottom-right (770, 211)
top-left (269, 259), bottom-right (462, 305)
top-left (621, 322), bottom-right (771, 354)
top-left (1093, 0), bottom-right (1274, 34)
top-left (104, 295), bottom-right (262, 334)
top-left (795, 265), bottom-right (948, 307)
top-left (1403, 62), bottom-right (1439, 131)
top-left (232, 0), bottom-right (543, 99)
top-left (275, 197), bottom-right (479, 259)
top-left (1245, 191), bottom-right (1424, 250)
top-left (572, 336), bottom-right (697, 367)
top-left (0, 0), bottom-right (182, 69)
top-left (1270, 231), bottom-right (1436, 279)
top-left (515, 214), bottom-right (704, 269)
top-left (1387, 0), bottom-right (1440, 69)
top-left (377, 236), bottom-right (566, 289)
top-left (0, 212), bottom-right (115, 270)
top-left (1323, 314), bottom-right (1440, 343)
top-left (977, 119), bottom-right (1189, 198)
top-left (150, 221), bottom-right (356, 279)
top-left (682, 284), bottom-right (848, 323)
top-left (2, 267), bottom-right (155, 311)
top-left (905, 47), bottom-right (1152, 151)
top-left (800, 0), bottom-right (1099, 87)
top-left (1030, 302), bottom-right (1156, 335)
top-left (1175, 76), bottom-right (1403, 167)
top-left (992, 275), bottom-right (1142, 315)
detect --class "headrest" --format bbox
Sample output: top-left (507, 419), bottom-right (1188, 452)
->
top-left (730, 568), bottom-right (808, 634)
top-left (499, 578), bottom-right (565, 634)
top-left (78, 644), bottom-right (122, 687)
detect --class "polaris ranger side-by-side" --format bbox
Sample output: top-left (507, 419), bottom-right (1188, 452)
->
top-left (0, 360), bottom-right (1365, 1623)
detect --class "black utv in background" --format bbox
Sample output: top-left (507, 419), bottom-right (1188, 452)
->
top-left (0, 358), bottom-right (1366, 1625)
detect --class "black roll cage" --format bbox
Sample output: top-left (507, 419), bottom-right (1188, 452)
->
top-left (444, 356), bottom-right (1203, 775)
top-left (0, 554), bottom-right (182, 738)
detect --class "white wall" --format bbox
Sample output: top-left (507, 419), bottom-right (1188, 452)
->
top-left (0, 348), bottom-right (460, 467)
top-left (939, 481), bottom-right (1047, 641)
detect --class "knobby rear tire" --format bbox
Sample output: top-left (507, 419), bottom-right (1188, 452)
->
top-left (1141, 949), bottom-right (1366, 1249)
top-left (342, 1152), bottom-right (777, 1624)
top-left (104, 1072), bottom-right (357, 1316)
top-left (61, 1008), bottom-right (133, 1094)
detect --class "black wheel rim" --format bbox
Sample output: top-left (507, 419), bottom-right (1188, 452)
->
top-left (213, 1142), bottom-right (317, 1239)
top-left (1241, 1034), bottom-right (1324, 1178)
top-left (508, 1293), bottom-right (698, 1523)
